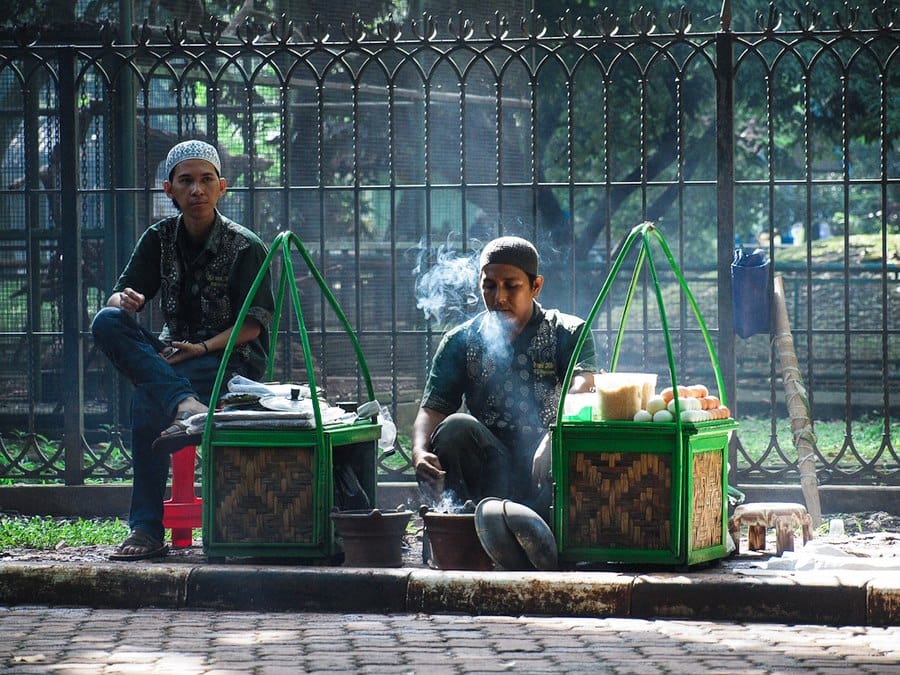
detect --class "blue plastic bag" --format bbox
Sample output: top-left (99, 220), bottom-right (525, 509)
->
top-left (731, 248), bottom-right (770, 338)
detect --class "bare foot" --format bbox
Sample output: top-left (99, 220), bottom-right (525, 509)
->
top-left (175, 396), bottom-right (207, 418)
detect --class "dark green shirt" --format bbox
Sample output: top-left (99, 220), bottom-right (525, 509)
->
top-left (112, 211), bottom-right (274, 380)
top-left (421, 301), bottom-right (596, 452)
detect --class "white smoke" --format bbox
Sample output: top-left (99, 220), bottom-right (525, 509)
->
top-left (477, 310), bottom-right (514, 365)
top-left (412, 236), bottom-right (528, 362)
top-left (412, 238), bottom-right (480, 326)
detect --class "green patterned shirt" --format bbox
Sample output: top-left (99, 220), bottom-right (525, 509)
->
top-left (421, 302), bottom-right (595, 452)
top-left (112, 211), bottom-right (274, 379)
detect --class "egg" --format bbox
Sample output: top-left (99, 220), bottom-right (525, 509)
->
top-left (668, 396), bottom-right (700, 414)
top-left (680, 409), bottom-right (704, 423)
top-left (633, 409), bottom-right (653, 422)
top-left (653, 409), bottom-right (674, 422)
top-left (646, 395), bottom-right (667, 415)
top-left (688, 383), bottom-right (709, 398)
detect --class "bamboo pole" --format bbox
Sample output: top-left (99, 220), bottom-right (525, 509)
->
top-left (771, 273), bottom-right (822, 527)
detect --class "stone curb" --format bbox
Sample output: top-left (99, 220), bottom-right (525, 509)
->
top-left (0, 562), bottom-right (896, 626)
top-left (632, 571), bottom-right (870, 626)
top-left (405, 569), bottom-right (633, 617)
top-left (867, 575), bottom-right (900, 627)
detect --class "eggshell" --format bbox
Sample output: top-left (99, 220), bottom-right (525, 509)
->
top-left (688, 384), bottom-right (709, 398)
top-left (653, 409), bottom-right (674, 422)
top-left (668, 397), bottom-right (699, 414)
top-left (646, 395), bottom-right (667, 415)
top-left (680, 409), bottom-right (703, 423)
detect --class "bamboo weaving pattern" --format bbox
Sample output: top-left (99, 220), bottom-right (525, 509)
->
top-left (213, 445), bottom-right (315, 543)
top-left (568, 451), bottom-right (672, 549)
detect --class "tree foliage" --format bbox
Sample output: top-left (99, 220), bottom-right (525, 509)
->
top-left (2, 0), bottom-right (896, 252)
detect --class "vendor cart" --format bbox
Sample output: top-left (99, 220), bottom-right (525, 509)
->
top-left (552, 222), bottom-right (737, 566)
top-left (200, 231), bottom-right (381, 560)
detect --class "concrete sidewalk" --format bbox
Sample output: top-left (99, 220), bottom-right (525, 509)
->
top-left (0, 555), bottom-right (897, 627)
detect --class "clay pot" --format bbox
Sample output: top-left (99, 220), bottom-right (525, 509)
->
top-left (421, 507), bottom-right (494, 571)
top-left (330, 507), bottom-right (412, 567)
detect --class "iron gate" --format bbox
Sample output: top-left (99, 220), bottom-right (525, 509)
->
top-left (0, 2), bottom-right (897, 488)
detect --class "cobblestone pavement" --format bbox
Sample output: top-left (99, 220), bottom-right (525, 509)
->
top-left (2, 607), bottom-right (899, 674)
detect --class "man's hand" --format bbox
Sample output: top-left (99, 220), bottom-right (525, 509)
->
top-left (411, 406), bottom-right (449, 490)
top-left (413, 449), bottom-right (446, 488)
top-left (414, 448), bottom-right (446, 505)
top-left (112, 287), bottom-right (145, 313)
top-left (160, 340), bottom-right (208, 364)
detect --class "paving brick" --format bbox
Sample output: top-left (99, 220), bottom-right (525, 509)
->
top-left (4, 606), bottom-right (900, 673)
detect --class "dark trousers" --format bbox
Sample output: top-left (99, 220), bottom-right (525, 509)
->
top-left (426, 413), bottom-right (548, 517)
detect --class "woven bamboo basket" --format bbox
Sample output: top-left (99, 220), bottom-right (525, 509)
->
top-left (690, 449), bottom-right (724, 551)
top-left (211, 444), bottom-right (316, 544)
top-left (567, 451), bottom-right (673, 550)
top-left (201, 231), bottom-right (381, 560)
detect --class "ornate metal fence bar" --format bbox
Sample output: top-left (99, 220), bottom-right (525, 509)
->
top-left (0, 3), bottom-right (897, 488)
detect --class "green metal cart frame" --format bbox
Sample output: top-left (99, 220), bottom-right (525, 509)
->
top-left (200, 231), bottom-right (381, 560)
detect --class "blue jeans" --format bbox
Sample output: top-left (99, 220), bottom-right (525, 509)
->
top-left (91, 307), bottom-right (227, 541)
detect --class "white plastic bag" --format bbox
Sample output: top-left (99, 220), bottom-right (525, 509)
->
top-left (378, 406), bottom-right (397, 452)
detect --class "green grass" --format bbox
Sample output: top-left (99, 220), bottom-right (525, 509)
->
top-left (0, 515), bottom-right (131, 549)
top-left (736, 415), bottom-right (898, 467)
top-left (378, 431), bottom-right (415, 476)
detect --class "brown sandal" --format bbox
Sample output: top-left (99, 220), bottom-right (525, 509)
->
top-left (108, 530), bottom-right (168, 561)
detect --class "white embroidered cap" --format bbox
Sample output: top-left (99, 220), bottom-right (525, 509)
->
top-left (164, 140), bottom-right (222, 179)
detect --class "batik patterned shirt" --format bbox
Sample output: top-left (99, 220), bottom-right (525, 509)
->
top-left (112, 211), bottom-right (274, 379)
top-left (421, 301), bottom-right (596, 452)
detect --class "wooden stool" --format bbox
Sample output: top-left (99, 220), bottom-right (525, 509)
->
top-left (728, 502), bottom-right (813, 555)
top-left (162, 445), bottom-right (202, 548)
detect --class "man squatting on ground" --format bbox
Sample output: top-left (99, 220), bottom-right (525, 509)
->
top-left (91, 140), bottom-right (274, 561)
top-left (412, 236), bottom-right (596, 520)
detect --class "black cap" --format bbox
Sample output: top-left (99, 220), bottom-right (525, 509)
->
top-left (479, 236), bottom-right (539, 276)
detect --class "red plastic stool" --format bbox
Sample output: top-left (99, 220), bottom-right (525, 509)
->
top-left (162, 444), bottom-right (202, 548)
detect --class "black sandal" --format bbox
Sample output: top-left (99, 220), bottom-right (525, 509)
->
top-left (108, 530), bottom-right (168, 561)
top-left (152, 429), bottom-right (203, 454)
top-left (151, 411), bottom-right (203, 454)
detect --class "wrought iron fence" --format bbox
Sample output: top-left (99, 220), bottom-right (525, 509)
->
top-left (0, 2), bottom-right (898, 488)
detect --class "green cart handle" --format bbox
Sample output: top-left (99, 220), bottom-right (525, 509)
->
top-left (556, 221), bottom-right (729, 439)
top-left (203, 230), bottom-right (377, 447)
